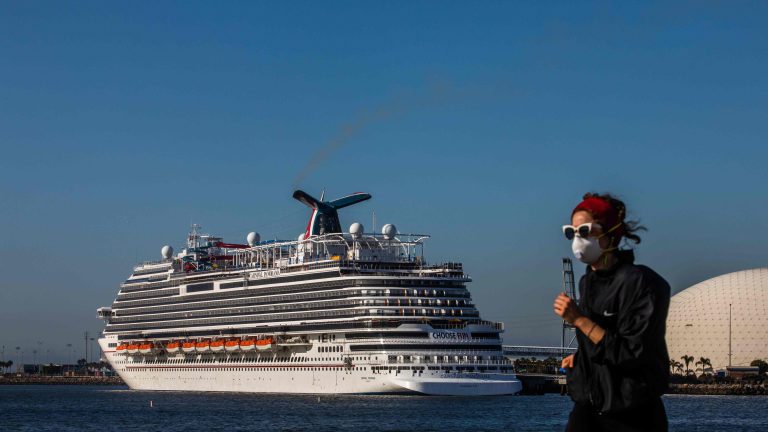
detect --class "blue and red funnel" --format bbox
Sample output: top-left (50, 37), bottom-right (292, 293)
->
top-left (293, 190), bottom-right (371, 238)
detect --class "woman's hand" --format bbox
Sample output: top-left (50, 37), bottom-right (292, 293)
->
top-left (554, 292), bottom-right (582, 324)
top-left (561, 354), bottom-right (575, 369)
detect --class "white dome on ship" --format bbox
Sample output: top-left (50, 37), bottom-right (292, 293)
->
top-left (161, 245), bottom-right (174, 259)
top-left (382, 224), bottom-right (397, 239)
top-left (349, 223), bottom-right (364, 239)
top-left (246, 232), bottom-right (260, 247)
top-left (666, 268), bottom-right (768, 370)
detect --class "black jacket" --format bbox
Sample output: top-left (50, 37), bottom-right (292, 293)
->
top-left (566, 250), bottom-right (671, 413)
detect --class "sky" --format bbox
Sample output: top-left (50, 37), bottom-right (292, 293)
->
top-left (1, 1), bottom-right (767, 364)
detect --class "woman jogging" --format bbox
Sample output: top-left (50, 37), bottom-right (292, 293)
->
top-left (554, 193), bottom-right (671, 432)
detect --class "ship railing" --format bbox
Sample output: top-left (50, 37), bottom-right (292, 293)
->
top-left (345, 337), bottom-right (501, 345)
top-left (136, 259), bottom-right (173, 268)
top-left (121, 267), bottom-right (254, 291)
top-left (201, 232), bottom-right (430, 270)
top-left (428, 320), bottom-right (503, 330)
top-left (375, 358), bottom-right (513, 366)
top-left (118, 262), bottom-right (470, 294)
top-left (342, 267), bottom-right (469, 279)
top-left (231, 232), bottom-right (429, 254)
top-left (375, 349), bottom-right (507, 357)
top-left (127, 232), bottom-right (436, 279)
top-left (281, 260), bottom-right (343, 273)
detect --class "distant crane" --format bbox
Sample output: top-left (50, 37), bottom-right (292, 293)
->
top-left (561, 258), bottom-right (579, 355)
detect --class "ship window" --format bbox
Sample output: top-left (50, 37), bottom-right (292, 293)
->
top-left (187, 282), bottom-right (214, 293)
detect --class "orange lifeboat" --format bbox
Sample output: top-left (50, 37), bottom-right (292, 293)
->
top-left (182, 341), bottom-right (196, 353)
top-left (239, 339), bottom-right (256, 352)
top-left (210, 340), bottom-right (225, 353)
top-left (127, 343), bottom-right (140, 354)
top-left (225, 339), bottom-right (241, 352)
top-left (256, 337), bottom-right (274, 351)
top-left (139, 342), bottom-right (155, 354)
top-left (166, 341), bottom-right (181, 354)
top-left (195, 340), bottom-right (211, 353)
top-left (116, 343), bottom-right (128, 353)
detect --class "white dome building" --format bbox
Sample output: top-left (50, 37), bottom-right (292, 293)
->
top-left (666, 268), bottom-right (768, 371)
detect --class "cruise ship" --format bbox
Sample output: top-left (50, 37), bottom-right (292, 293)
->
top-left (97, 190), bottom-right (522, 395)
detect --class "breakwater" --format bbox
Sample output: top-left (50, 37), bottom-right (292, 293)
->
top-left (517, 374), bottom-right (567, 395)
top-left (669, 383), bottom-right (767, 396)
top-left (0, 375), bottom-right (124, 386)
top-left (518, 375), bottom-right (768, 396)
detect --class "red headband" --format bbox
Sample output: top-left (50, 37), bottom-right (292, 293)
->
top-left (572, 197), bottom-right (625, 239)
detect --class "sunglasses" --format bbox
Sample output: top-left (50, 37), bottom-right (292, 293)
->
top-left (562, 222), bottom-right (601, 240)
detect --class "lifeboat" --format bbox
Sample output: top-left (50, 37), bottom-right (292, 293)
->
top-left (166, 341), bottom-right (181, 354)
top-left (210, 340), bottom-right (225, 352)
top-left (127, 344), bottom-right (140, 354)
top-left (195, 341), bottom-right (211, 353)
top-left (239, 339), bottom-right (256, 351)
top-left (225, 340), bottom-right (241, 352)
top-left (182, 341), bottom-right (196, 353)
top-left (116, 343), bottom-right (128, 353)
top-left (256, 337), bottom-right (274, 351)
top-left (139, 343), bottom-right (155, 354)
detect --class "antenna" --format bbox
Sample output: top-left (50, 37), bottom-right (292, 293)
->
top-left (188, 224), bottom-right (201, 248)
top-left (561, 258), bottom-right (578, 356)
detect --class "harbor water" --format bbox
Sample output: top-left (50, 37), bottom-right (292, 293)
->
top-left (1, 385), bottom-right (766, 431)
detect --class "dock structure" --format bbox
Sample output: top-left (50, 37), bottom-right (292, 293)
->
top-left (514, 373), bottom-right (568, 395)
top-left (503, 345), bottom-right (576, 360)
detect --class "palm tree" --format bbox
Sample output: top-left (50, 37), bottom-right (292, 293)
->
top-left (681, 355), bottom-right (694, 375)
top-left (696, 357), bottom-right (712, 375)
top-left (673, 361), bottom-right (684, 375)
top-left (750, 359), bottom-right (768, 376)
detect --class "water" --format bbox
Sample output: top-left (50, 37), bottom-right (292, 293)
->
top-left (1, 386), bottom-right (767, 431)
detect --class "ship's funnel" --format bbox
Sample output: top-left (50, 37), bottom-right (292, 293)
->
top-left (293, 190), bottom-right (371, 238)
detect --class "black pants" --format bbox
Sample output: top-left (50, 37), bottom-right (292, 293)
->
top-left (566, 397), bottom-right (668, 432)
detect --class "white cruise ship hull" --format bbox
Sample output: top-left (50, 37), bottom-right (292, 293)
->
top-left (101, 343), bottom-right (521, 396)
top-left (388, 374), bottom-right (522, 396)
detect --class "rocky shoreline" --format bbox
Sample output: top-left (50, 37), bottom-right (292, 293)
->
top-left (0, 375), bottom-right (125, 386)
top-left (669, 383), bottom-right (767, 396)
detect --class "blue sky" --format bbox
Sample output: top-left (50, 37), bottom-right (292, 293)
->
top-left (1, 1), bottom-right (767, 363)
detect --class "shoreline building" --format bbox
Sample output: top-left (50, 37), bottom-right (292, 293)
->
top-left (665, 268), bottom-right (768, 371)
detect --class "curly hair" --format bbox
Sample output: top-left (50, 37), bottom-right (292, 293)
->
top-left (581, 192), bottom-right (646, 245)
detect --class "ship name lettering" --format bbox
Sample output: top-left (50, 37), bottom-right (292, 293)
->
top-left (430, 331), bottom-right (471, 341)
top-left (249, 269), bottom-right (282, 279)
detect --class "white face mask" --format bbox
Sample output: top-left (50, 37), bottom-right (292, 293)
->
top-left (572, 235), bottom-right (604, 264)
